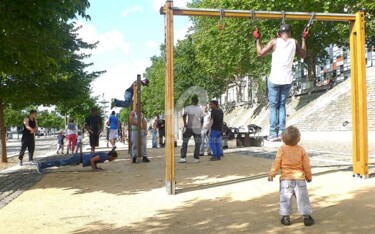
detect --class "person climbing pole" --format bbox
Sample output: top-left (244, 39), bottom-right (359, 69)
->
top-left (111, 79), bottom-right (149, 109)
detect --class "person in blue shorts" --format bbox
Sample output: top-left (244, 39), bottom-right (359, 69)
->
top-left (36, 150), bottom-right (118, 174)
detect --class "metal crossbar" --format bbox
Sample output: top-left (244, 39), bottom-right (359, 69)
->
top-left (160, 7), bottom-right (356, 22)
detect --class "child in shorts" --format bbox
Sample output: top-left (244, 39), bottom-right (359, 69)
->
top-left (268, 125), bottom-right (314, 226)
top-left (56, 131), bottom-right (65, 154)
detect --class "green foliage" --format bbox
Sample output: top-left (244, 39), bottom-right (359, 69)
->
top-left (190, 0), bottom-right (375, 80)
top-left (0, 0), bottom-right (103, 110)
top-left (36, 110), bottom-right (65, 130)
top-left (0, 0), bottom-right (101, 162)
top-left (119, 108), bottom-right (131, 124)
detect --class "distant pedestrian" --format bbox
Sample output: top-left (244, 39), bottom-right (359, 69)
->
top-left (105, 125), bottom-right (110, 148)
top-left (56, 131), bottom-right (66, 154)
top-left (75, 131), bottom-right (83, 155)
top-left (157, 117), bottom-right (165, 147)
top-left (129, 103), bottom-right (150, 163)
top-left (85, 107), bottom-right (103, 154)
top-left (200, 105), bottom-right (211, 156)
top-left (268, 125), bottom-right (314, 226)
top-left (118, 122), bottom-right (123, 142)
top-left (36, 150), bottom-right (118, 174)
top-left (18, 110), bottom-right (38, 166)
top-left (65, 117), bottom-right (78, 154)
top-left (107, 111), bottom-right (119, 150)
top-left (179, 96), bottom-right (204, 163)
top-left (111, 79), bottom-right (149, 108)
top-left (152, 115), bottom-right (159, 148)
top-left (208, 100), bottom-right (223, 161)
top-left (254, 24), bottom-right (307, 141)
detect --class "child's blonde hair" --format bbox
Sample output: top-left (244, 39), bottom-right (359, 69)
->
top-left (282, 125), bottom-right (301, 146)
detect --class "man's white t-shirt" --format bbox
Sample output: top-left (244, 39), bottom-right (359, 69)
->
top-left (183, 105), bottom-right (204, 133)
top-left (268, 38), bottom-right (296, 85)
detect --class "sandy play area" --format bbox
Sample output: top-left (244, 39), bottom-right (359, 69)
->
top-left (1, 147), bottom-right (375, 234)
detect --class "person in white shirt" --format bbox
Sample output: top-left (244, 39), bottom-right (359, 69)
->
top-left (199, 105), bottom-right (211, 156)
top-left (254, 24), bottom-right (307, 141)
top-left (179, 96), bottom-right (204, 163)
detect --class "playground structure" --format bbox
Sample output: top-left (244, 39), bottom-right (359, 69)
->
top-left (161, 0), bottom-right (368, 194)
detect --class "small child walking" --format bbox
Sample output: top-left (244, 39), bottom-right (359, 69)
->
top-left (75, 131), bottom-right (83, 155)
top-left (268, 125), bottom-right (314, 226)
top-left (56, 131), bottom-right (65, 154)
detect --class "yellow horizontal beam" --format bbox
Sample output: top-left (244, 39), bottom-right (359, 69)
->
top-left (160, 7), bottom-right (356, 22)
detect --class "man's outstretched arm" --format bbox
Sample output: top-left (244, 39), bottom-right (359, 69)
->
top-left (256, 39), bottom-right (275, 57)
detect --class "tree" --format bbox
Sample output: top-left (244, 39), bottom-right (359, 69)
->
top-left (37, 110), bottom-right (65, 133)
top-left (0, 1), bottom-right (102, 163)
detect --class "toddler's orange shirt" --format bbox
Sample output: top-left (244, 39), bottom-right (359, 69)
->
top-left (269, 144), bottom-right (312, 181)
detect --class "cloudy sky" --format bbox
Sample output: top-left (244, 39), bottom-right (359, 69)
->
top-left (78, 0), bottom-right (191, 103)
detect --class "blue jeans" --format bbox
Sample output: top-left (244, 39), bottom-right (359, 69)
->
top-left (75, 142), bottom-right (83, 155)
top-left (114, 90), bottom-right (132, 107)
top-left (267, 81), bottom-right (291, 137)
top-left (40, 154), bottom-right (81, 169)
top-left (152, 129), bottom-right (157, 148)
top-left (209, 130), bottom-right (222, 159)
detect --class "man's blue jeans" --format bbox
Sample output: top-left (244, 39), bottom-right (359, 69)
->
top-left (113, 90), bottom-right (132, 107)
top-left (152, 129), bottom-right (157, 148)
top-left (267, 81), bottom-right (292, 137)
top-left (209, 130), bottom-right (222, 159)
top-left (40, 154), bottom-right (81, 169)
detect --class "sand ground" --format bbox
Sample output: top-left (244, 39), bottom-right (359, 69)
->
top-left (1, 146), bottom-right (375, 234)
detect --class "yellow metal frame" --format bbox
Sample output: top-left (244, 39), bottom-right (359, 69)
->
top-left (350, 12), bottom-right (368, 178)
top-left (162, 2), bottom-right (368, 194)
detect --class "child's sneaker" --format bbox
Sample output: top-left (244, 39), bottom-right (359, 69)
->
top-left (303, 215), bottom-right (314, 226)
top-left (193, 158), bottom-right (200, 163)
top-left (281, 216), bottom-right (291, 226)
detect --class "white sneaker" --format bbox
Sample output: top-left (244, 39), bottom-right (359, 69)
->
top-left (36, 162), bottom-right (43, 174)
top-left (18, 160), bottom-right (23, 166)
top-left (193, 158), bottom-right (200, 163)
top-left (178, 158), bottom-right (186, 163)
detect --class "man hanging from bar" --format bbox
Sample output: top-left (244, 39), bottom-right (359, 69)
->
top-left (253, 24), bottom-right (308, 141)
top-left (111, 78), bottom-right (149, 109)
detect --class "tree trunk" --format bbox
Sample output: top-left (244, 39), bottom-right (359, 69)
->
top-left (0, 98), bottom-right (8, 163)
top-left (234, 75), bottom-right (243, 104)
top-left (306, 54), bottom-right (316, 82)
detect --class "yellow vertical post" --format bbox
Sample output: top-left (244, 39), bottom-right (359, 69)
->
top-left (349, 11), bottom-right (368, 178)
top-left (164, 0), bottom-right (176, 194)
top-left (136, 74), bottom-right (142, 163)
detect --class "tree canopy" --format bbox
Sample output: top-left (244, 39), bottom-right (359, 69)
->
top-left (0, 0), bottom-right (102, 162)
